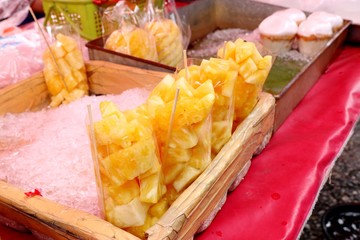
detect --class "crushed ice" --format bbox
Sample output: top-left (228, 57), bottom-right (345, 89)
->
top-left (0, 88), bottom-right (149, 216)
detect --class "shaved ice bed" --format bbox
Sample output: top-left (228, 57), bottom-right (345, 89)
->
top-left (0, 88), bottom-right (149, 217)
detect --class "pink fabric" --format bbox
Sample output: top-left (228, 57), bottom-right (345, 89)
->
top-left (196, 45), bottom-right (360, 239)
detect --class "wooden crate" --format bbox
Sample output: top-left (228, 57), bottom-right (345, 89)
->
top-left (0, 61), bottom-right (275, 239)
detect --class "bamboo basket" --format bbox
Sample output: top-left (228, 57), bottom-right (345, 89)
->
top-left (0, 60), bottom-right (275, 239)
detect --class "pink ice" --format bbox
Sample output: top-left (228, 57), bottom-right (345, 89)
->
top-left (0, 88), bottom-right (149, 217)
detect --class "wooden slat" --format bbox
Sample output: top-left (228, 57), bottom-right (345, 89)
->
top-left (146, 92), bottom-right (275, 239)
top-left (0, 181), bottom-right (140, 240)
top-left (0, 61), bottom-right (168, 116)
top-left (0, 71), bottom-right (49, 115)
top-left (86, 61), bottom-right (168, 95)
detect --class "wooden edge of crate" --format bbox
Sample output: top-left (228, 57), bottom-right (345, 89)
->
top-left (86, 60), bottom-right (168, 95)
top-left (0, 71), bottom-right (50, 115)
top-left (0, 60), bottom-right (168, 116)
top-left (0, 181), bottom-right (140, 240)
top-left (146, 92), bottom-right (275, 240)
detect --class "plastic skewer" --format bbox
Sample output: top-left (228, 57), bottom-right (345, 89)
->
top-left (87, 105), bottom-right (105, 218)
top-left (223, 41), bottom-right (227, 59)
top-left (163, 88), bottom-right (180, 163)
top-left (28, 6), bottom-right (69, 91)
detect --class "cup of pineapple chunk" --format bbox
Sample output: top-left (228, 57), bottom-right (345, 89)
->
top-left (147, 74), bottom-right (215, 195)
top-left (217, 39), bottom-right (272, 128)
top-left (42, 32), bottom-right (89, 107)
top-left (89, 101), bottom-right (167, 239)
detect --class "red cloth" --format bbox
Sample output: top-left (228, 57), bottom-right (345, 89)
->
top-left (196, 45), bottom-right (360, 239)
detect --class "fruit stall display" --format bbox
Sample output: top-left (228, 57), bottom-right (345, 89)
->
top-left (0, 45), bottom-right (275, 239)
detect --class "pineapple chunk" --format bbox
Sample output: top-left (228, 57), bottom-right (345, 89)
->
top-left (145, 19), bottom-right (183, 67)
top-left (166, 147), bottom-right (192, 163)
top-left (149, 198), bottom-right (169, 218)
top-left (64, 49), bottom-right (84, 70)
top-left (105, 138), bottom-right (156, 180)
top-left (112, 198), bottom-right (150, 228)
top-left (106, 179), bottom-right (140, 205)
top-left (173, 166), bottom-right (201, 192)
top-left (168, 126), bottom-right (198, 149)
top-left (56, 33), bottom-right (78, 52)
top-left (139, 172), bottom-right (165, 204)
top-left (163, 163), bottom-right (185, 185)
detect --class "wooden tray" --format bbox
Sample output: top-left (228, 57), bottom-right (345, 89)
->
top-left (0, 61), bottom-right (275, 239)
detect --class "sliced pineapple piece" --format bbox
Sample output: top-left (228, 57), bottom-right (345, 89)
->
top-left (112, 198), bottom-right (150, 228)
top-left (173, 166), bottom-right (201, 193)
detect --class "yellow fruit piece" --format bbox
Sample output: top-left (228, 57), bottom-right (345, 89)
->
top-left (106, 179), bottom-right (140, 205)
top-left (56, 33), bottom-right (77, 52)
top-left (168, 126), bottom-right (198, 149)
top-left (175, 77), bottom-right (194, 98)
top-left (43, 69), bottom-right (63, 96)
top-left (111, 198), bottom-right (150, 228)
top-left (49, 43), bottom-right (66, 59)
top-left (239, 57), bottom-right (258, 79)
top-left (212, 120), bottom-right (233, 154)
top-left (177, 65), bottom-right (201, 85)
top-left (99, 101), bottom-right (126, 120)
top-left (164, 185), bottom-right (180, 205)
top-left (105, 30), bottom-right (126, 51)
top-left (145, 19), bottom-right (183, 67)
top-left (149, 197), bottom-right (169, 218)
top-left (163, 163), bottom-right (185, 185)
top-left (235, 41), bottom-right (256, 63)
top-left (139, 172), bottom-right (165, 204)
top-left (166, 146), bottom-right (192, 163)
top-left (149, 75), bottom-right (176, 102)
top-left (140, 158), bottom-right (161, 179)
top-left (173, 166), bottom-right (201, 192)
top-left (217, 40), bottom-right (237, 60)
top-left (103, 138), bottom-right (156, 180)
top-left (258, 55), bottom-right (273, 71)
top-left (94, 115), bottom-right (130, 147)
top-left (105, 27), bottom-right (158, 62)
top-left (64, 49), bottom-right (84, 70)
top-left (188, 144), bottom-right (211, 171)
top-left (63, 73), bottom-right (78, 91)
top-left (125, 214), bottom-right (157, 239)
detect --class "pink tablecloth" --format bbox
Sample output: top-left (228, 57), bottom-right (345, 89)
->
top-left (196, 45), bottom-right (360, 239)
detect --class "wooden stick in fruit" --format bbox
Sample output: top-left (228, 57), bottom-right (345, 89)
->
top-left (183, 50), bottom-right (188, 81)
top-left (223, 41), bottom-right (227, 59)
top-left (28, 6), bottom-right (69, 91)
top-left (162, 88), bottom-right (180, 163)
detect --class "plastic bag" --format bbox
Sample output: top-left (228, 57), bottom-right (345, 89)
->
top-left (88, 102), bottom-right (165, 239)
top-left (42, 25), bottom-right (89, 107)
top-left (143, 0), bottom-right (190, 67)
top-left (0, 0), bottom-right (30, 35)
top-left (103, 2), bottom-right (159, 62)
top-left (0, 29), bottom-right (43, 89)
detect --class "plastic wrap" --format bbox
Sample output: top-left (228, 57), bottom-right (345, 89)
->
top-left (102, 0), bottom-right (190, 67)
top-left (0, 29), bottom-right (44, 89)
top-left (103, 2), bottom-right (159, 62)
top-left (144, 0), bottom-right (190, 67)
top-left (217, 39), bottom-right (273, 129)
top-left (0, 0), bottom-right (30, 36)
top-left (88, 102), bottom-right (166, 239)
top-left (42, 25), bottom-right (89, 107)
